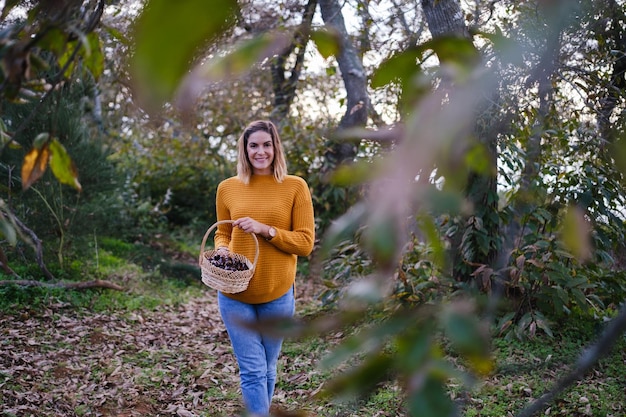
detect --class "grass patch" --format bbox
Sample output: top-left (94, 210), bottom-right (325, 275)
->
top-left (0, 236), bottom-right (203, 314)
top-left (457, 316), bottom-right (626, 417)
top-left (0, 273), bottom-right (204, 314)
top-left (272, 305), bottom-right (626, 417)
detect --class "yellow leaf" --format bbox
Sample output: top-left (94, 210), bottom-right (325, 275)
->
top-left (21, 146), bottom-right (49, 190)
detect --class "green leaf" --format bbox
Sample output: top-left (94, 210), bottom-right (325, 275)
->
top-left (477, 28), bottom-right (525, 66)
top-left (196, 32), bottom-right (291, 82)
top-left (102, 24), bottom-right (130, 46)
top-left (37, 28), bottom-right (68, 58)
top-left (422, 187), bottom-right (465, 216)
top-left (534, 314), bottom-right (554, 338)
top-left (441, 306), bottom-right (492, 374)
top-left (311, 28), bottom-right (341, 59)
top-left (416, 214), bottom-right (447, 268)
top-left (313, 311), bottom-right (410, 369)
top-left (571, 288), bottom-right (589, 311)
top-left (610, 136), bottom-right (626, 180)
top-left (566, 276), bottom-right (590, 288)
top-left (331, 160), bottom-right (378, 186)
top-left (56, 31), bottom-right (104, 80)
top-left (517, 312), bottom-right (533, 332)
top-left (131, 0), bottom-right (239, 111)
top-left (424, 36), bottom-right (480, 68)
top-left (554, 285), bottom-right (569, 305)
top-left (395, 323), bottom-right (433, 370)
top-left (465, 142), bottom-right (491, 175)
top-left (49, 139), bottom-right (82, 191)
top-left (497, 312), bottom-right (516, 336)
top-left (0, 118), bottom-right (17, 149)
top-left (176, 31), bottom-right (291, 113)
top-left (81, 32), bottom-right (104, 80)
top-left (406, 375), bottom-right (457, 417)
top-left (371, 47), bottom-right (422, 88)
top-left (0, 217), bottom-right (17, 245)
top-left (58, 41), bottom-right (77, 79)
top-left (321, 333), bottom-right (369, 370)
top-left (33, 132), bottom-right (49, 149)
top-left (322, 313), bottom-right (413, 370)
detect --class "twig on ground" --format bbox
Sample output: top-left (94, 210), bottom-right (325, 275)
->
top-left (0, 279), bottom-right (124, 291)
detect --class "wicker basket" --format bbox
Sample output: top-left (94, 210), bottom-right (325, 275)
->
top-left (199, 220), bottom-right (259, 293)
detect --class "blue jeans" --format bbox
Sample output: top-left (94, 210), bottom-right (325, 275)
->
top-left (218, 287), bottom-right (295, 416)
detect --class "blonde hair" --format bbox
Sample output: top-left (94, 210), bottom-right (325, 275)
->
top-left (236, 120), bottom-right (287, 184)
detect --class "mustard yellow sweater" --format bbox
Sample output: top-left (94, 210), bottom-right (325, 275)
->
top-left (214, 174), bottom-right (315, 304)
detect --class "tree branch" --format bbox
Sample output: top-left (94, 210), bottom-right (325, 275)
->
top-left (9, 212), bottom-right (56, 281)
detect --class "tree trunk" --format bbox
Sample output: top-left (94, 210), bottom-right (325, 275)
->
top-left (597, 0), bottom-right (626, 149)
top-left (421, 0), bottom-right (469, 38)
top-left (421, 0), bottom-right (499, 287)
top-left (270, 0), bottom-right (318, 123)
top-left (319, 0), bottom-right (370, 171)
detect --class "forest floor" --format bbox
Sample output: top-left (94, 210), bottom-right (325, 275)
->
top-left (0, 265), bottom-right (348, 417)
top-left (1, 237), bottom-right (625, 417)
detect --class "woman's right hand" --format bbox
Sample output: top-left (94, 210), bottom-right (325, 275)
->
top-left (233, 217), bottom-right (269, 236)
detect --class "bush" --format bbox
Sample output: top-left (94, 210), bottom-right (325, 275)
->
top-left (0, 80), bottom-right (127, 270)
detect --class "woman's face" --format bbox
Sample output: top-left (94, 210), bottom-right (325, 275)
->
top-left (246, 130), bottom-right (274, 175)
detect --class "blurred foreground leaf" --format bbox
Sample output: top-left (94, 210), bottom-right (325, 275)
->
top-left (441, 303), bottom-right (493, 375)
top-left (176, 31), bottom-right (291, 114)
top-left (59, 32), bottom-right (104, 80)
top-left (406, 376), bottom-right (457, 417)
top-left (560, 205), bottom-right (591, 262)
top-left (0, 208), bottom-right (17, 245)
top-left (311, 28), bottom-right (341, 59)
top-left (130, 0), bottom-right (239, 111)
top-left (320, 203), bottom-right (367, 258)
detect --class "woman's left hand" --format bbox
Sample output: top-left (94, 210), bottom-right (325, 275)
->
top-left (233, 217), bottom-right (267, 235)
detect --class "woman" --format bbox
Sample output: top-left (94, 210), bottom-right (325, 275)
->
top-left (213, 120), bottom-right (315, 416)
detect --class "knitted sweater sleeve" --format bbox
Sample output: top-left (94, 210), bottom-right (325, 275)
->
top-left (271, 177), bottom-right (315, 257)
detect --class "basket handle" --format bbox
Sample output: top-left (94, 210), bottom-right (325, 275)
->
top-left (199, 220), bottom-right (260, 269)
